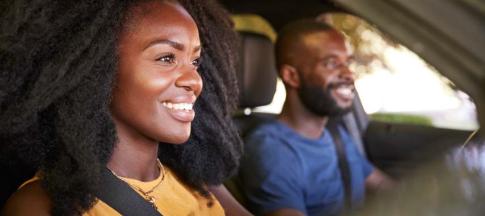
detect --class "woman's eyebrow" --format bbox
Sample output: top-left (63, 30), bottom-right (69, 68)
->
top-left (144, 39), bottom-right (184, 51)
top-left (144, 39), bottom-right (201, 54)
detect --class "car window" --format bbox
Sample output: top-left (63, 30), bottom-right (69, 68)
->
top-left (326, 13), bottom-right (478, 130)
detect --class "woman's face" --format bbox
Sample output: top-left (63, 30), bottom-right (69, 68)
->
top-left (111, 1), bottom-right (202, 145)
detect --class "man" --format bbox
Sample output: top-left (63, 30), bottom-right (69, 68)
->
top-left (239, 19), bottom-right (394, 216)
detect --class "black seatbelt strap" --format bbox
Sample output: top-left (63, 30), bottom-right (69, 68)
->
top-left (327, 121), bottom-right (352, 210)
top-left (95, 168), bottom-right (163, 216)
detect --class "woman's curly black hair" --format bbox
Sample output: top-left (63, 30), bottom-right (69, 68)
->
top-left (0, 0), bottom-right (242, 215)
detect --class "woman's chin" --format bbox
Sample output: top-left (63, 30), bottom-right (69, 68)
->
top-left (171, 138), bottom-right (190, 144)
top-left (158, 130), bottom-right (191, 144)
top-left (156, 127), bottom-right (191, 145)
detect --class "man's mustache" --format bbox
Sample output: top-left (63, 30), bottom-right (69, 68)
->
top-left (327, 81), bottom-right (355, 90)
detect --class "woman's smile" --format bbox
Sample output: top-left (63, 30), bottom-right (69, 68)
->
top-left (161, 99), bottom-right (196, 123)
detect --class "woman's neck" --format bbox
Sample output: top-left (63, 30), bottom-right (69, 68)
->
top-left (107, 120), bottom-right (161, 181)
top-left (107, 140), bottom-right (160, 181)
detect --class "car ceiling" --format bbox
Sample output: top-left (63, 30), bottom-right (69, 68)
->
top-left (219, 0), bottom-right (345, 31)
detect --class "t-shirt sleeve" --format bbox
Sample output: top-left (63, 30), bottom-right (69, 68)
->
top-left (239, 131), bottom-right (307, 215)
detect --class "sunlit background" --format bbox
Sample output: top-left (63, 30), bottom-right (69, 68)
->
top-left (234, 14), bottom-right (479, 130)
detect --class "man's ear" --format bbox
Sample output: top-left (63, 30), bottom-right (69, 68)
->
top-left (280, 64), bottom-right (301, 89)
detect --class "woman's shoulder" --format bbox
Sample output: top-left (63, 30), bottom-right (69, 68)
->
top-left (2, 180), bottom-right (51, 216)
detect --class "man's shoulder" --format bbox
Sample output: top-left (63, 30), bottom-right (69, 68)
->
top-left (243, 121), bottom-right (301, 160)
top-left (245, 121), bottom-right (298, 148)
top-left (248, 120), bottom-right (281, 134)
top-left (247, 120), bottom-right (301, 139)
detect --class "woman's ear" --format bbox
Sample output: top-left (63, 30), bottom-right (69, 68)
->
top-left (280, 64), bottom-right (301, 89)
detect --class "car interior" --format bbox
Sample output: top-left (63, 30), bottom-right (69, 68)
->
top-left (220, 0), bottom-right (485, 211)
top-left (219, 0), bottom-right (485, 138)
top-left (227, 20), bottom-right (471, 206)
top-left (1, 0), bottom-right (484, 213)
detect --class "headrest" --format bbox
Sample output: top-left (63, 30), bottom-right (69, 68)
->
top-left (237, 31), bottom-right (277, 108)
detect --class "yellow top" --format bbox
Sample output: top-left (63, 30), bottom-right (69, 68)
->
top-left (20, 168), bottom-right (225, 216)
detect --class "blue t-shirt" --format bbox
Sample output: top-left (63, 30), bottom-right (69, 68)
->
top-left (239, 121), bottom-right (374, 216)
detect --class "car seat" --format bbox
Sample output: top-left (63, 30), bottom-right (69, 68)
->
top-left (225, 31), bottom-right (278, 206)
top-left (233, 31), bottom-right (278, 137)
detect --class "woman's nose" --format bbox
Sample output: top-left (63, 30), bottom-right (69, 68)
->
top-left (175, 65), bottom-right (203, 96)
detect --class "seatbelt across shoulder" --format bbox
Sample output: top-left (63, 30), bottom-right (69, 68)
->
top-left (95, 168), bottom-right (163, 216)
top-left (327, 121), bottom-right (353, 210)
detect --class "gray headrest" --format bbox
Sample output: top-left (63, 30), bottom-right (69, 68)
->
top-left (237, 31), bottom-right (277, 108)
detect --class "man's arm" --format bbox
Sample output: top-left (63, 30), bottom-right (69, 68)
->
top-left (365, 169), bottom-right (396, 192)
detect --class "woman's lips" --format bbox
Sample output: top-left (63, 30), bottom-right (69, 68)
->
top-left (161, 102), bottom-right (195, 122)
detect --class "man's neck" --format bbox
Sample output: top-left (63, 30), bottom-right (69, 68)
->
top-left (278, 95), bottom-right (328, 140)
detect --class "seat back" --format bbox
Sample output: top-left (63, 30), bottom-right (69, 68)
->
top-left (233, 31), bottom-right (278, 137)
top-left (236, 31), bottom-right (277, 110)
top-left (226, 31), bottom-right (278, 206)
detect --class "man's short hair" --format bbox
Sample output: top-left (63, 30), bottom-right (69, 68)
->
top-left (275, 19), bottom-right (334, 70)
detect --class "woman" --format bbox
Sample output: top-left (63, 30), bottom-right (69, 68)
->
top-left (0, 0), bottom-right (245, 215)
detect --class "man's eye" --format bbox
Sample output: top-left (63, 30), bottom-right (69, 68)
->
top-left (157, 54), bottom-right (176, 64)
top-left (323, 58), bottom-right (339, 70)
top-left (345, 57), bottom-right (356, 67)
top-left (191, 57), bottom-right (201, 68)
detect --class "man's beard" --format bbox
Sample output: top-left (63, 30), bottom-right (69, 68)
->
top-left (298, 78), bottom-right (353, 117)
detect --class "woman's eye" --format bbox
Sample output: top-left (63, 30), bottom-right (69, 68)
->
top-left (191, 57), bottom-right (201, 68)
top-left (157, 54), bottom-right (176, 65)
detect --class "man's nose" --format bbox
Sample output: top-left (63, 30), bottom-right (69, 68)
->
top-left (339, 66), bottom-right (355, 83)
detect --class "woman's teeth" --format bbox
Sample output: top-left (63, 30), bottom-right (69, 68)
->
top-left (162, 102), bottom-right (193, 111)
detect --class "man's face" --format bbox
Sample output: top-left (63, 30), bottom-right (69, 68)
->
top-left (296, 30), bottom-right (355, 117)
